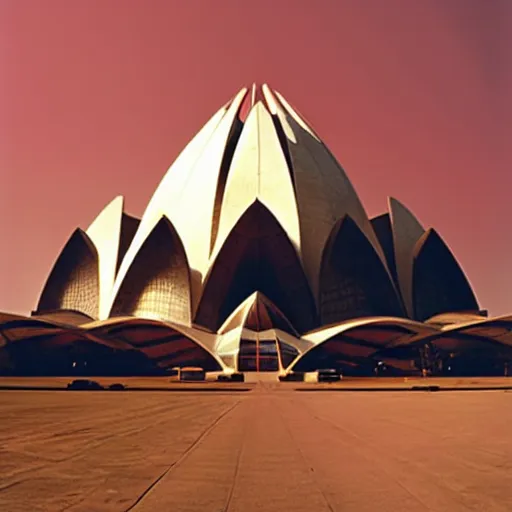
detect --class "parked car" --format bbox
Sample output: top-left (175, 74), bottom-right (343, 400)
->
top-left (317, 369), bottom-right (341, 383)
top-left (67, 379), bottom-right (104, 390)
top-left (217, 372), bottom-right (245, 382)
top-left (108, 383), bottom-right (126, 391)
top-left (179, 367), bottom-right (206, 381)
top-left (279, 372), bottom-right (305, 382)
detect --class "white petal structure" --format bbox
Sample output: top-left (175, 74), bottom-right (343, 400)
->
top-left (27, 83), bottom-right (488, 378)
top-left (110, 216), bottom-right (191, 325)
top-left (86, 196), bottom-right (124, 319)
top-left (36, 229), bottom-right (99, 319)
top-left (87, 84), bottom-right (479, 330)
top-left (108, 88), bottom-right (247, 316)
top-left (388, 197), bottom-right (425, 317)
top-left (211, 101), bottom-right (301, 260)
top-left (261, 84), bottom-right (390, 303)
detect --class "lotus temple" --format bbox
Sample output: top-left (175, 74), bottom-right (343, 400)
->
top-left (1, 84), bottom-right (511, 378)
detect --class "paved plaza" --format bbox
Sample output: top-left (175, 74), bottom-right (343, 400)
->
top-left (1, 383), bottom-right (511, 511)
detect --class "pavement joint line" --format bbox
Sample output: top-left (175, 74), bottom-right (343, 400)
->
top-left (296, 398), bottom-right (434, 511)
top-left (1, 387), bottom-right (511, 510)
top-left (278, 394), bottom-right (336, 512)
top-left (299, 397), bottom-right (474, 510)
top-left (222, 402), bottom-right (250, 512)
top-left (0, 401), bottom-right (202, 493)
top-left (125, 399), bottom-right (241, 512)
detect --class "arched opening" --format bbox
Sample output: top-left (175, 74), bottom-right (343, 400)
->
top-left (195, 201), bottom-right (317, 333)
top-left (110, 217), bottom-right (191, 324)
top-left (319, 216), bottom-right (403, 324)
top-left (413, 229), bottom-right (478, 321)
top-left (90, 319), bottom-right (222, 372)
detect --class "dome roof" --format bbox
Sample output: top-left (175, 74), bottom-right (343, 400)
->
top-left (8, 83), bottom-right (509, 379)
top-left (34, 84), bottom-right (480, 336)
top-left (108, 84), bottom-right (394, 321)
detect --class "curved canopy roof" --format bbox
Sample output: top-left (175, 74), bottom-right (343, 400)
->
top-left (0, 312), bottom-right (132, 351)
top-left (83, 316), bottom-right (223, 371)
top-left (385, 314), bottom-right (512, 353)
top-left (293, 317), bottom-right (439, 372)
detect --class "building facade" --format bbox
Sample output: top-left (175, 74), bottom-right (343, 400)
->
top-left (1, 85), bottom-right (511, 377)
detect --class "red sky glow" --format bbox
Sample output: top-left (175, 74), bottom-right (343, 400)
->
top-left (1, 0), bottom-right (511, 316)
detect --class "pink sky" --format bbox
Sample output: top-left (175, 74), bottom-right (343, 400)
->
top-left (1, 0), bottom-right (511, 316)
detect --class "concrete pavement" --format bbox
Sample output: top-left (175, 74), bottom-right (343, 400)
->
top-left (1, 383), bottom-right (511, 511)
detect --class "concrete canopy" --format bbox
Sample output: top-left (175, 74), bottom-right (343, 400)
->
top-left (83, 317), bottom-right (223, 372)
top-left (218, 292), bottom-right (299, 337)
top-left (293, 317), bottom-right (436, 372)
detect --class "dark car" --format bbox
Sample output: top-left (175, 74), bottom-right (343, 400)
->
top-left (279, 372), bottom-right (305, 382)
top-left (108, 383), bottom-right (126, 391)
top-left (317, 369), bottom-right (341, 383)
top-left (179, 367), bottom-right (206, 381)
top-left (67, 379), bottom-right (104, 390)
top-left (217, 372), bottom-right (245, 382)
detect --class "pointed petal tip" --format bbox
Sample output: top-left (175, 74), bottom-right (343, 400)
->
top-left (224, 87), bottom-right (248, 113)
top-left (272, 89), bottom-right (321, 142)
top-left (387, 196), bottom-right (400, 211)
top-left (231, 86), bottom-right (249, 104)
top-left (113, 195), bottom-right (125, 209)
top-left (388, 196), bottom-right (407, 209)
top-left (261, 83), bottom-right (274, 95)
top-left (87, 195), bottom-right (125, 233)
top-left (388, 197), bottom-right (425, 231)
top-left (105, 195), bottom-right (124, 209)
top-left (261, 84), bottom-right (278, 115)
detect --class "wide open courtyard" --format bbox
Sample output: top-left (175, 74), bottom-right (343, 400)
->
top-left (1, 383), bottom-right (511, 512)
